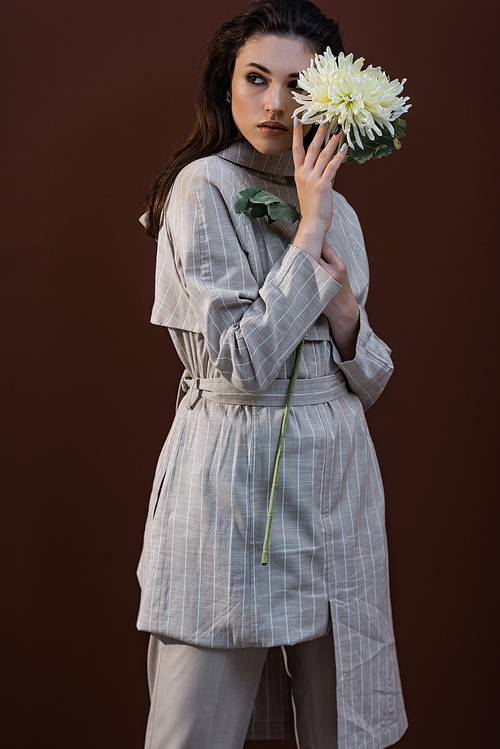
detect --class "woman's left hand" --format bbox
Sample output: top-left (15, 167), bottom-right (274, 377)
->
top-left (319, 241), bottom-right (360, 361)
top-left (292, 120), bottom-right (347, 262)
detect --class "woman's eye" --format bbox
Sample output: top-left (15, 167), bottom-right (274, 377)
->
top-left (289, 80), bottom-right (303, 92)
top-left (247, 73), bottom-right (266, 85)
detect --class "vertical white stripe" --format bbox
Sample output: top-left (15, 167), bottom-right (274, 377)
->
top-left (292, 408), bottom-right (304, 640)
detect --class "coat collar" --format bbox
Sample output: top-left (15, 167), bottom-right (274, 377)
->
top-left (218, 138), bottom-right (295, 178)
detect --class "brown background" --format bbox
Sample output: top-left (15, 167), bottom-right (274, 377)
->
top-left (2, 0), bottom-right (498, 747)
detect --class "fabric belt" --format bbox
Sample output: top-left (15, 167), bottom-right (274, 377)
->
top-left (183, 373), bottom-right (348, 408)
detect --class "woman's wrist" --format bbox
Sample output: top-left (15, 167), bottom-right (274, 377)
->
top-left (293, 223), bottom-right (326, 261)
top-left (323, 298), bottom-right (360, 361)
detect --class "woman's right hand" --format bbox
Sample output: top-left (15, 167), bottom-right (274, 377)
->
top-left (292, 119), bottom-right (347, 262)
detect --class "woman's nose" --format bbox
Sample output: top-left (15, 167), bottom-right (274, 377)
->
top-left (264, 84), bottom-right (285, 114)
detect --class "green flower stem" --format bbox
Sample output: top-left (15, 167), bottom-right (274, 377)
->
top-left (261, 338), bottom-right (305, 565)
top-left (261, 131), bottom-right (347, 566)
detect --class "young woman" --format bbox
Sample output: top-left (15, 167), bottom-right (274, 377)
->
top-left (137, 1), bottom-right (408, 747)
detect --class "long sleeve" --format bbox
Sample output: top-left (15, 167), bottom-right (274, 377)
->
top-left (159, 160), bottom-right (341, 394)
top-left (330, 307), bottom-right (393, 409)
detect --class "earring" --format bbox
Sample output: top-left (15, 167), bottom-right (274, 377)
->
top-left (225, 91), bottom-right (231, 103)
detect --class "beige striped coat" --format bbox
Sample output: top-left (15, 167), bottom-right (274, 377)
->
top-left (137, 139), bottom-right (407, 748)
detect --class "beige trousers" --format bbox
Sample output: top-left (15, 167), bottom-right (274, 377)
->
top-left (145, 632), bottom-right (338, 749)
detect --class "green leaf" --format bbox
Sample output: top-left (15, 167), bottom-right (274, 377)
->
top-left (282, 205), bottom-right (300, 223)
top-left (372, 145), bottom-right (392, 159)
top-left (267, 203), bottom-right (286, 221)
top-left (250, 203), bottom-right (268, 219)
top-left (393, 118), bottom-right (407, 138)
top-left (239, 187), bottom-right (261, 199)
top-left (268, 202), bottom-right (299, 223)
top-left (343, 118), bottom-right (407, 165)
top-left (234, 187), bottom-right (262, 213)
top-left (234, 197), bottom-right (251, 213)
top-left (234, 189), bottom-right (300, 224)
top-left (250, 190), bottom-right (284, 205)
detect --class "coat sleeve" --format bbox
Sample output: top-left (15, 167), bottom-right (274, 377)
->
top-left (331, 307), bottom-right (394, 410)
top-left (326, 198), bottom-right (394, 410)
top-left (167, 163), bottom-right (342, 395)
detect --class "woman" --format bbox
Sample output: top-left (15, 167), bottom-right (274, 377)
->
top-left (137, 1), bottom-right (408, 747)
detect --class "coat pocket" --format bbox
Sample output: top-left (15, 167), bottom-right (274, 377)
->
top-left (148, 411), bottom-right (189, 521)
top-left (151, 473), bottom-right (166, 519)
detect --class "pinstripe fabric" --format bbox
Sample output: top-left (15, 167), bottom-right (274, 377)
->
top-left (137, 139), bottom-right (407, 748)
top-left (246, 647), bottom-right (295, 740)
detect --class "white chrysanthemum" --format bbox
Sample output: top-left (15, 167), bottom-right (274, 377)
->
top-left (292, 49), bottom-right (411, 149)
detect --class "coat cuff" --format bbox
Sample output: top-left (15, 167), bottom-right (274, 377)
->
top-left (331, 313), bottom-right (394, 409)
top-left (254, 244), bottom-right (342, 341)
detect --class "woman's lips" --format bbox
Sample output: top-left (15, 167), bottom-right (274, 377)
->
top-left (258, 121), bottom-right (288, 136)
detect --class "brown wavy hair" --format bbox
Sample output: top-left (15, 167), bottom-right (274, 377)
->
top-left (144, 0), bottom-right (344, 239)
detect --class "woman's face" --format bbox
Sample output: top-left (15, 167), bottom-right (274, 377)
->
top-left (231, 34), bottom-right (313, 155)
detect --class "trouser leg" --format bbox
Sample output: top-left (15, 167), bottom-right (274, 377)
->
top-left (145, 635), bottom-right (269, 749)
top-left (283, 631), bottom-right (338, 749)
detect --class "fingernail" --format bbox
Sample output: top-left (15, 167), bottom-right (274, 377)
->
top-left (321, 116), bottom-right (329, 126)
top-left (334, 124), bottom-right (341, 135)
top-left (294, 116), bottom-right (299, 128)
top-left (340, 143), bottom-right (347, 152)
